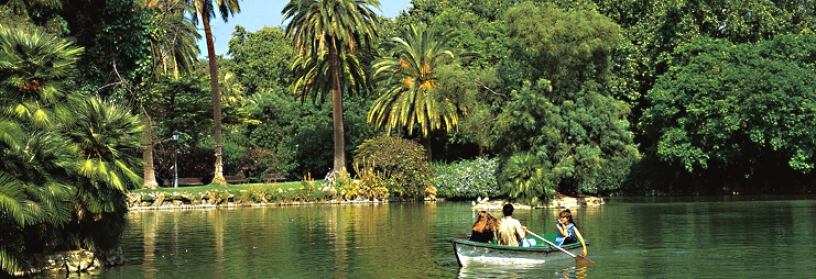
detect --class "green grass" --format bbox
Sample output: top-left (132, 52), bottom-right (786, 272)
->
top-left (130, 181), bottom-right (319, 194)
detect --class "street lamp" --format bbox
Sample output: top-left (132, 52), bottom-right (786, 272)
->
top-left (173, 130), bottom-right (179, 188)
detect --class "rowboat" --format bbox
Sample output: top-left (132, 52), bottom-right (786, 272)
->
top-left (448, 234), bottom-right (587, 267)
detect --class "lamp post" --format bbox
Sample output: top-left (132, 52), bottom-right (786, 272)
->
top-left (173, 130), bottom-right (179, 188)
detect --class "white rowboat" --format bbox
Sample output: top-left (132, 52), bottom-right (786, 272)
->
top-left (448, 234), bottom-right (587, 267)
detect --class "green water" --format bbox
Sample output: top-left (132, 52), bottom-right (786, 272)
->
top-left (38, 196), bottom-right (816, 278)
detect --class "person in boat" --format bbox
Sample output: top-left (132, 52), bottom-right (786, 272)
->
top-left (496, 204), bottom-right (527, 246)
top-left (555, 209), bottom-right (588, 256)
top-left (469, 211), bottom-right (499, 243)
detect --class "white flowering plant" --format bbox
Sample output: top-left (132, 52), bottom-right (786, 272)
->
top-left (432, 156), bottom-right (500, 199)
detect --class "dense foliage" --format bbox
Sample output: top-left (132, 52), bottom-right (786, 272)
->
top-left (492, 2), bottom-right (638, 204)
top-left (0, 24), bottom-right (143, 275)
top-left (638, 34), bottom-right (816, 194)
top-left (432, 157), bottom-right (500, 199)
top-left (5, 0), bottom-right (816, 273)
top-left (353, 135), bottom-right (434, 200)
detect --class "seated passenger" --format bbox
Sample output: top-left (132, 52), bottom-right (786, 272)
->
top-left (469, 211), bottom-right (499, 243)
top-left (555, 209), bottom-right (588, 256)
top-left (496, 204), bottom-right (526, 246)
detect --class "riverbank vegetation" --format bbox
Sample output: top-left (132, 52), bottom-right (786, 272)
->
top-left (3, 0), bottom-right (816, 276)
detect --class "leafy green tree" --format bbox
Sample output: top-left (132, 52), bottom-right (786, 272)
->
top-left (0, 0), bottom-right (67, 35)
top-left (591, 0), bottom-right (816, 137)
top-left (146, 71), bottom-right (216, 183)
top-left (394, 0), bottom-right (515, 159)
top-left (140, 0), bottom-right (201, 189)
top-left (283, 0), bottom-right (380, 174)
top-left (369, 23), bottom-right (471, 160)
top-left (354, 134), bottom-right (434, 200)
top-left (228, 25), bottom-right (293, 95)
top-left (246, 91), bottom-right (375, 179)
top-left (185, 0), bottom-right (241, 185)
top-left (495, 2), bottom-right (638, 203)
top-left (1, 0), bottom-right (186, 190)
top-left (639, 35), bottom-right (816, 194)
top-left (405, 0), bottom-right (514, 68)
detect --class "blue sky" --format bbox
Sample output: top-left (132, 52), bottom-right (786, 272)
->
top-left (198, 0), bottom-right (414, 56)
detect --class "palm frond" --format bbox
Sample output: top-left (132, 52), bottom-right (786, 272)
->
top-left (369, 23), bottom-right (465, 137)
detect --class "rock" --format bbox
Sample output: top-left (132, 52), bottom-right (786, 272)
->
top-left (471, 194), bottom-right (604, 210)
top-left (472, 200), bottom-right (531, 210)
top-left (549, 194), bottom-right (604, 208)
top-left (154, 192), bottom-right (165, 207)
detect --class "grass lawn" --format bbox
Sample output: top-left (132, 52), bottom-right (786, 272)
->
top-left (130, 180), bottom-right (323, 194)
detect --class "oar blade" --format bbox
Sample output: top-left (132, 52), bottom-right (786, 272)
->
top-left (575, 255), bottom-right (595, 267)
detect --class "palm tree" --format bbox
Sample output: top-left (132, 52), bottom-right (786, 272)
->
top-left (141, 0), bottom-right (201, 189)
top-left (147, 0), bottom-right (201, 79)
top-left (62, 96), bottom-right (144, 253)
top-left (368, 23), bottom-right (467, 160)
top-left (0, 121), bottom-right (75, 275)
top-left (283, 0), bottom-right (380, 174)
top-left (186, 0), bottom-right (240, 185)
top-left (0, 23), bottom-right (142, 274)
top-left (0, 23), bottom-right (80, 275)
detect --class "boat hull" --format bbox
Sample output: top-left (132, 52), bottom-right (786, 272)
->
top-left (448, 235), bottom-right (585, 267)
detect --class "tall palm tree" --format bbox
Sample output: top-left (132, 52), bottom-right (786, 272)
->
top-left (141, 0), bottom-right (201, 189)
top-left (368, 23), bottom-right (467, 160)
top-left (283, 0), bottom-right (380, 174)
top-left (147, 0), bottom-right (201, 79)
top-left (186, 0), bottom-right (240, 185)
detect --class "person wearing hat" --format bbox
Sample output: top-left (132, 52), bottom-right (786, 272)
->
top-left (496, 203), bottom-right (526, 246)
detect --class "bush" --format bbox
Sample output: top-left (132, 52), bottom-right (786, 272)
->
top-left (236, 190), bottom-right (253, 203)
top-left (233, 147), bottom-right (280, 182)
top-left (353, 163), bottom-right (389, 201)
top-left (432, 156), bottom-right (500, 199)
top-left (353, 135), bottom-right (433, 200)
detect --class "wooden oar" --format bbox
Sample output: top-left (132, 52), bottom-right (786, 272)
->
top-left (526, 229), bottom-right (595, 266)
top-left (453, 233), bottom-right (469, 238)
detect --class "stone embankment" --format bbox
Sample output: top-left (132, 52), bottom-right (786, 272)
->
top-left (13, 247), bottom-right (126, 277)
top-left (125, 191), bottom-right (394, 211)
top-left (471, 194), bottom-right (604, 211)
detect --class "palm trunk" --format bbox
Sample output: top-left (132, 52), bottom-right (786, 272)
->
top-left (142, 112), bottom-right (158, 189)
top-left (424, 136), bottom-right (433, 161)
top-left (203, 15), bottom-right (225, 185)
top-left (329, 36), bottom-right (346, 174)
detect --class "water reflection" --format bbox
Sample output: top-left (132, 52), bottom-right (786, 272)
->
top-left (30, 197), bottom-right (816, 279)
top-left (456, 260), bottom-right (586, 279)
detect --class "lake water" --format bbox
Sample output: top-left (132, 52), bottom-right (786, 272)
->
top-left (37, 195), bottom-right (816, 278)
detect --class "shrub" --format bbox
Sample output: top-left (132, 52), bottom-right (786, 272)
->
top-left (335, 170), bottom-right (359, 201)
top-left (234, 147), bottom-right (280, 181)
top-left (353, 163), bottom-right (389, 200)
top-left (252, 185), bottom-right (274, 202)
top-left (237, 190), bottom-right (253, 203)
top-left (353, 135), bottom-right (433, 200)
top-left (432, 156), bottom-right (500, 199)
top-left (206, 190), bottom-right (224, 204)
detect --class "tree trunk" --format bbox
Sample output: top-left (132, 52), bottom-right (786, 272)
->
top-left (424, 136), bottom-right (433, 161)
top-left (203, 15), bottom-right (225, 185)
top-left (329, 36), bottom-right (346, 174)
top-left (142, 112), bottom-right (158, 189)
